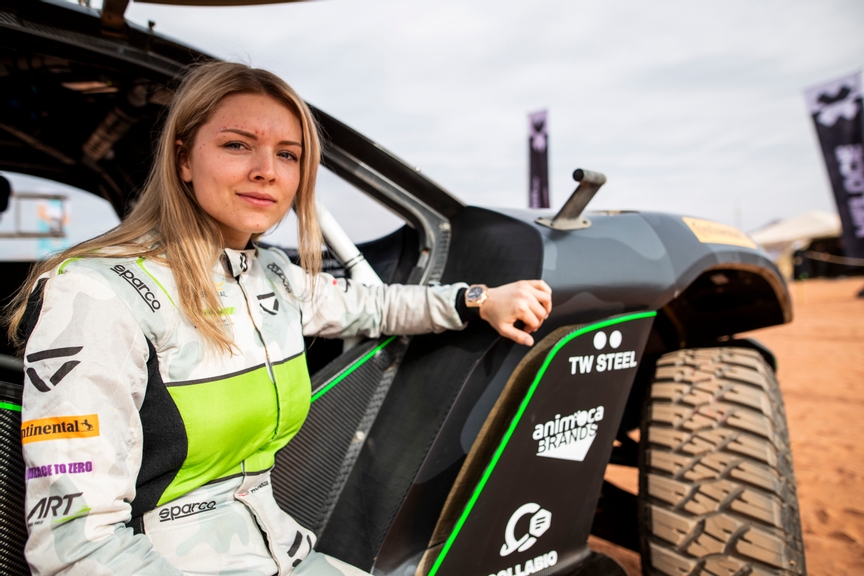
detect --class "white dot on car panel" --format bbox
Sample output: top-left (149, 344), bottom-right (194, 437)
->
top-left (593, 331), bottom-right (607, 350)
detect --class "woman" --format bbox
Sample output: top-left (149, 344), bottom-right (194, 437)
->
top-left (7, 62), bottom-right (551, 576)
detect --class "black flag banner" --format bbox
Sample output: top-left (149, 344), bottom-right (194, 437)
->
top-left (805, 72), bottom-right (864, 258)
top-left (529, 110), bottom-right (550, 209)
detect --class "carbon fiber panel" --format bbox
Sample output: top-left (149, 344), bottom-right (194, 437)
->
top-left (0, 383), bottom-right (28, 576)
top-left (271, 338), bottom-right (406, 534)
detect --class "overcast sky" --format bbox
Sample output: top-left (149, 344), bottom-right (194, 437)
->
top-left (4, 0), bottom-right (864, 257)
top-left (123, 0), bottom-right (863, 231)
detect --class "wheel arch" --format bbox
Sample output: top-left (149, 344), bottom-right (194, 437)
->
top-left (616, 261), bottom-right (791, 439)
top-left (658, 262), bottom-right (791, 351)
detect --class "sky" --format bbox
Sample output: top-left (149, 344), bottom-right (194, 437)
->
top-left (3, 0), bottom-right (864, 256)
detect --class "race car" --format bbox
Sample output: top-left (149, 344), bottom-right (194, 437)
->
top-left (0, 2), bottom-right (806, 575)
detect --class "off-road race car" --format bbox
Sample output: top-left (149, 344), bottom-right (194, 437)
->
top-left (0, 1), bottom-right (807, 575)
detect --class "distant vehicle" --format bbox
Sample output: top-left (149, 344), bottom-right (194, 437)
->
top-left (0, 2), bottom-right (806, 575)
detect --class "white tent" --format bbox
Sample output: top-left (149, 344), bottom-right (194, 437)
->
top-left (750, 211), bottom-right (842, 278)
top-left (751, 211), bottom-right (841, 251)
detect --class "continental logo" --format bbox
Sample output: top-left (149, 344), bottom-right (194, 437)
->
top-left (110, 264), bottom-right (162, 312)
top-left (21, 415), bottom-right (99, 444)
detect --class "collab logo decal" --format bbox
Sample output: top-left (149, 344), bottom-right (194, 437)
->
top-left (499, 503), bottom-right (551, 557)
top-left (490, 551), bottom-right (558, 576)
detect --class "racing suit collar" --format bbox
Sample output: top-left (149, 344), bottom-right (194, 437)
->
top-left (222, 245), bottom-right (259, 278)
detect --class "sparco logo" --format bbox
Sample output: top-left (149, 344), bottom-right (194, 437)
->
top-left (267, 263), bottom-right (293, 294)
top-left (533, 406), bottom-right (604, 462)
top-left (159, 500), bottom-right (217, 522)
top-left (499, 503), bottom-right (551, 557)
top-left (111, 264), bottom-right (161, 312)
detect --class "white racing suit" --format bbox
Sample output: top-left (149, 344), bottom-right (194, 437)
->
top-left (21, 246), bottom-right (467, 575)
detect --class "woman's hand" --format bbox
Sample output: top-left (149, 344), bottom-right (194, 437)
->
top-left (480, 280), bottom-right (552, 346)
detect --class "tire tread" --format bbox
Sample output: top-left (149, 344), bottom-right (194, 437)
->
top-left (639, 347), bottom-right (806, 576)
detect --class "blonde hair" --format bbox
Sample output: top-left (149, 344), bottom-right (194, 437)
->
top-left (6, 61), bottom-right (322, 353)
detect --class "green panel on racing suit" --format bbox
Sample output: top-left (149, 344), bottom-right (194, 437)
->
top-left (161, 353), bottom-right (311, 506)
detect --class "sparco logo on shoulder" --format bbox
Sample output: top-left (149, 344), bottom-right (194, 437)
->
top-left (111, 264), bottom-right (161, 312)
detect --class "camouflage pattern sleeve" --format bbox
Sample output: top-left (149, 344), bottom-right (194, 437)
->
top-left (269, 249), bottom-right (467, 339)
top-left (21, 269), bottom-right (183, 575)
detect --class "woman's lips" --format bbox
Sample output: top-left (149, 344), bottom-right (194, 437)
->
top-left (237, 192), bottom-right (276, 207)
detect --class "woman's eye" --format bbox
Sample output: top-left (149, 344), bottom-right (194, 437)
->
top-left (278, 151), bottom-right (298, 161)
top-left (224, 141), bottom-right (247, 150)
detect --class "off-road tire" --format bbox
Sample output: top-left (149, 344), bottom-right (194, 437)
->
top-left (638, 347), bottom-right (806, 576)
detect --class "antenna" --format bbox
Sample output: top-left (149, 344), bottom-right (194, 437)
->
top-left (535, 169), bottom-right (606, 231)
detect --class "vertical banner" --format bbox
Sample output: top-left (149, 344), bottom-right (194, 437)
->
top-left (528, 110), bottom-right (550, 209)
top-left (805, 72), bottom-right (864, 258)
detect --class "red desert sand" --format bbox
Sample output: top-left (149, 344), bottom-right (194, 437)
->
top-left (591, 277), bottom-right (864, 575)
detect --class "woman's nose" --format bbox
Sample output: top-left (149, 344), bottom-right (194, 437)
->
top-left (251, 151), bottom-right (276, 182)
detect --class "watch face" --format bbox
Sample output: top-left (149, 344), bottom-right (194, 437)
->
top-left (467, 286), bottom-right (485, 302)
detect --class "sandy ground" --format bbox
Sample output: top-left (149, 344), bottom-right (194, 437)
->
top-left (590, 277), bottom-right (864, 575)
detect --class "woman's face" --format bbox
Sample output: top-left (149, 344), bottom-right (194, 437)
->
top-left (178, 92), bottom-right (303, 250)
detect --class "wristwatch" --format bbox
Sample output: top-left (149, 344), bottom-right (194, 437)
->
top-left (465, 284), bottom-right (489, 307)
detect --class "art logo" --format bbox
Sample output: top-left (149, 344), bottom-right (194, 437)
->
top-left (499, 503), bottom-right (551, 556)
top-left (27, 492), bottom-right (89, 526)
top-left (21, 415), bottom-right (99, 444)
top-left (533, 405), bottom-right (604, 462)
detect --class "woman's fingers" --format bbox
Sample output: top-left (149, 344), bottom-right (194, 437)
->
top-left (479, 280), bottom-right (553, 345)
top-left (526, 298), bottom-right (548, 327)
top-left (528, 281), bottom-right (553, 314)
top-left (498, 322), bottom-right (534, 347)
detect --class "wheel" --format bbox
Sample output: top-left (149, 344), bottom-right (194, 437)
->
top-left (638, 347), bottom-right (806, 576)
